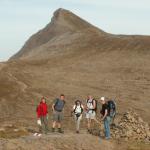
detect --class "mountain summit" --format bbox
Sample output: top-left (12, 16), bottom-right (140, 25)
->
top-left (10, 8), bottom-right (106, 60)
top-left (10, 8), bottom-right (150, 60)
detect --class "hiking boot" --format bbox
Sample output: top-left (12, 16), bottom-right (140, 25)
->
top-left (58, 128), bottom-right (64, 133)
top-left (76, 130), bottom-right (79, 134)
top-left (51, 128), bottom-right (55, 132)
top-left (105, 137), bottom-right (111, 140)
top-left (87, 129), bottom-right (91, 134)
top-left (45, 131), bottom-right (48, 134)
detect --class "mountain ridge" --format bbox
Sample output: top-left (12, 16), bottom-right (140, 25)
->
top-left (10, 8), bottom-right (150, 61)
top-left (10, 8), bottom-right (106, 60)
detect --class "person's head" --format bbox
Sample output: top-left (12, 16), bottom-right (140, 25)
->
top-left (100, 97), bottom-right (106, 104)
top-left (60, 94), bottom-right (65, 100)
top-left (75, 100), bottom-right (81, 105)
top-left (87, 95), bottom-right (92, 100)
top-left (41, 97), bottom-right (46, 103)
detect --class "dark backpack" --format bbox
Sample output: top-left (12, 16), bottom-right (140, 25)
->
top-left (87, 99), bottom-right (97, 112)
top-left (107, 100), bottom-right (116, 117)
top-left (73, 100), bottom-right (83, 114)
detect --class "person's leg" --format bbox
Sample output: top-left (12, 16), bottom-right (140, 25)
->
top-left (52, 112), bottom-right (58, 132)
top-left (52, 121), bottom-right (56, 128)
top-left (43, 116), bottom-right (49, 134)
top-left (90, 111), bottom-right (96, 131)
top-left (76, 115), bottom-right (82, 133)
top-left (87, 118), bottom-right (91, 132)
top-left (104, 118), bottom-right (107, 137)
top-left (104, 117), bottom-right (110, 138)
top-left (57, 122), bottom-right (61, 128)
top-left (58, 112), bottom-right (64, 133)
top-left (74, 115), bottom-right (78, 131)
top-left (40, 116), bottom-right (45, 133)
top-left (58, 112), bottom-right (62, 128)
top-left (107, 116), bottom-right (111, 137)
top-left (38, 118), bottom-right (42, 133)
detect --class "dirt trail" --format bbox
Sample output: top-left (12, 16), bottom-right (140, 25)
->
top-left (0, 130), bottom-right (115, 150)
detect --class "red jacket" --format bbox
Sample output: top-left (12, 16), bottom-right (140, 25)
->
top-left (37, 102), bottom-right (48, 118)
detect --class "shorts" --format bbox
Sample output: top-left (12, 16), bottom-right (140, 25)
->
top-left (53, 111), bottom-right (63, 122)
top-left (86, 111), bottom-right (96, 119)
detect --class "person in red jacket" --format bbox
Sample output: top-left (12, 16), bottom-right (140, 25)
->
top-left (36, 97), bottom-right (49, 134)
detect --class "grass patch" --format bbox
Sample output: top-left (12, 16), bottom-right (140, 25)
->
top-left (127, 141), bottom-right (150, 150)
top-left (0, 125), bottom-right (29, 139)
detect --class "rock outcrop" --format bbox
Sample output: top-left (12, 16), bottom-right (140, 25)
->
top-left (112, 110), bottom-right (150, 142)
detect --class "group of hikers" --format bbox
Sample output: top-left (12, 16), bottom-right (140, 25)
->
top-left (36, 94), bottom-right (116, 140)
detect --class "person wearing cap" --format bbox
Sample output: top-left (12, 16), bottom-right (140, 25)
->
top-left (100, 97), bottom-right (111, 139)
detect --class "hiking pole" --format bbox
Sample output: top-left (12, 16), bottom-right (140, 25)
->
top-left (94, 117), bottom-right (101, 125)
top-left (63, 115), bottom-right (72, 118)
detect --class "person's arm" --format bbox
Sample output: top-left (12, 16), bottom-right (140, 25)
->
top-left (46, 104), bottom-right (48, 114)
top-left (52, 103), bottom-right (55, 111)
top-left (52, 99), bottom-right (57, 111)
top-left (62, 100), bottom-right (65, 112)
top-left (37, 106), bottom-right (41, 118)
top-left (85, 100), bottom-right (88, 111)
top-left (81, 105), bottom-right (85, 114)
top-left (82, 105), bottom-right (84, 110)
top-left (71, 105), bottom-right (75, 116)
top-left (93, 100), bottom-right (96, 109)
top-left (101, 109), bottom-right (108, 120)
top-left (72, 105), bottom-right (75, 112)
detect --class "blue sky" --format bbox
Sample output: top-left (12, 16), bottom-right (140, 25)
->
top-left (0, 0), bottom-right (150, 61)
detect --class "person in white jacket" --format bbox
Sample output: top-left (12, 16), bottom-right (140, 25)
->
top-left (71, 100), bottom-right (84, 133)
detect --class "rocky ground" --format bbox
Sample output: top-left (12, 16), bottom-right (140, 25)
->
top-left (0, 110), bottom-right (150, 150)
top-left (91, 110), bottom-right (150, 142)
top-left (111, 109), bottom-right (150, 141)
top-left (0, 132), bottom-right (114, 150)
top-left (0, 129), bottom-right (150, 150)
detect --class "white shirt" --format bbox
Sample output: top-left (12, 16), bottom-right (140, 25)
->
top-left (87, 99), bottom-right (94, 109)
top-left (73, 104), bottom-right (84, 114)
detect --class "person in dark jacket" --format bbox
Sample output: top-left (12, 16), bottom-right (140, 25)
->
top-left (100, 97), bottom-right (111, 139)
top-left (36, 97), bottom-right (49, 134)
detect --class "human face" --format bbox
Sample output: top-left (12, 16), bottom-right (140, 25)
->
top-left (42, 98), bottom-right (46, 103)
top-left (77, 101), bottom-right (80, 105)
top-left (100, 100), bottom-right (105, 104)
top-left (88, 95), bottom-right (92, 100)
top-left (60, 95), bottom-right (65, 100)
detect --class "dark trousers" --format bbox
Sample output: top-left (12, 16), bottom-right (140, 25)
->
top-left (39, 116), bottom-right (49, 133)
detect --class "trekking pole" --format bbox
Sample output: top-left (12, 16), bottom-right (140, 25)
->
top-left (94, 117), bottom-right (101, 125)
top-left (64, 115), bottom-right (72, 118)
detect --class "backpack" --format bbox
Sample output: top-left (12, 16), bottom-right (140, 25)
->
top-left (73, 100), bottom-right (83, 114)
top-left (87, 99), bottom-right (97, 112)
top-left (107, 100), bottom-right (116, 117)
top-left (54, 98), bottom-right (65, 112)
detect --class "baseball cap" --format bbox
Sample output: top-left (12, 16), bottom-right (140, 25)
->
top-left (100, 97), bottom-right (105, 101)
